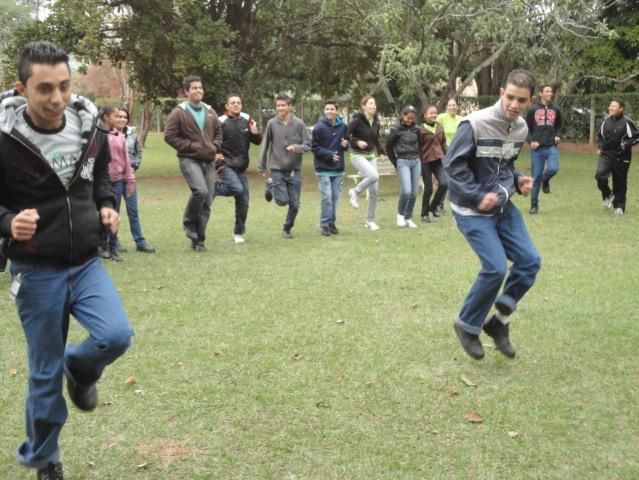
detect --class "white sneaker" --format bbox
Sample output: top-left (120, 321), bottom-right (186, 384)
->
top-left (603, 195), bottom-right (614, 209)
top-left (365, 221), bottom-right (380, 231)
top-left (233, 234), bottom-right (246, 244)
top-left (614, 207), bottom-right (624, 216)
top-left (406, 219), bottom-right (418, 228)
top-left (396, 214), bottom-right (407, 227)
top-left (349, 188), bottom-right (359, 209)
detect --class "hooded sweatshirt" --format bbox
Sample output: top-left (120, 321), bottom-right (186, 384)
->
top-left (311, 115), bottom-right (348, 174)
top-left (257, 114), bottom-right (310, 172)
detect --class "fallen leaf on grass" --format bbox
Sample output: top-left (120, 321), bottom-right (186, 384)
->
top-left (431, 430), bottom-right (439, 436)
top-left (460, 374), bottom-right (476, 387)
top-left (156, 284), bottom-right (166, 290)
top-left (105, 441), bottom-right (118, 448)
top-left (508, 431), bottom-right (519, 438)
top-left (102, 401), bottom-right (113, 406)
top-left (481, 343), bottom-right (495, 349)
top-left (9, 368), bottom-right (18, 376)
top-left (316, 400), bottom-right (330, 408)
top-left (213, 351), bottom-right (222, 357)
top-left (292, 353), bottom-right (302, 360)
top-left (411, 303), bottom-right (419, 309)
top-left (365, 380), bottom-right (375, 386)
top-left (125, 376), bottom-right (137, 385)
top-left (449, 391), bottom-right (460, 397)
top-left (136, 462), bottom-right (150, 469)
top-left (86, 461), bottom-right (96, 468)
top-left (464, 412), bottom-right (485, 423)
top-left (335, 319), bottom-right (345, 324)
top-left (134, 389), bottom-right (145, 395)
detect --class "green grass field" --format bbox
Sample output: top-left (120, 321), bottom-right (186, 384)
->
top-left (1, 135), bottom-right (638, 479)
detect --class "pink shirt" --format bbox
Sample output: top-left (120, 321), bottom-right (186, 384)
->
top-left (107, 131), bottom-right (135, 191)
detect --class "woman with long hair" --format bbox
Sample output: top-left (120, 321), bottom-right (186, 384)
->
top-left (419, 104), bottom-right (448, 222)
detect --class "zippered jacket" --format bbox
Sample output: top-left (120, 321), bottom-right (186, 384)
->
top-left (386, 121), bottom-right (422, 166)
top-left (219, 112), bottom-right (262, 172)
top-left (597, 114), bottom-right (639, 162)
top-left (419, 122), bottom-right (447, 163)
top-left (0, 92), bottom-right (115, 265)
top-left (525, 101), bottom-right (562, 147)
top-left (164, 101), bottom-right (222, 161)
top-left (311, 115), bottom-right (348, 173)
top-left (444, 100), bottom-right (527, 216)
top-left (257, 114), bottom-right (310, 172)
top-left (347, 112), bottom-right (385, 156)
top-left (124, 125), bottom-right (142, 169)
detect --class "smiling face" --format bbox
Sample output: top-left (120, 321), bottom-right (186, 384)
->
top-left (114, 109), bottom-right (128, 132)
top-left (424, 107), bottom-right (438, 124)
top-left (402, 112), bottom-right (416, 126)
top-left (186, 81), bottom-right (204, 105)
top-left (17, 62), bottom-right (71, 130)
top-left (226, 96), bottom-right (242, 116)
top-left (446, 99), bottom-right (458, 116)
top-left (540, 86), bottom-right (553, 104)
top-left (608, 101), bottom-right (623, 117)
top-left (324, 103), bottom-right (338, 122)
top-left (362, 98), bottom-right (377, 117)
top-left (500, 84), bottom-right (532, 120)
top-left (276, 99), bottom-right (291, 119)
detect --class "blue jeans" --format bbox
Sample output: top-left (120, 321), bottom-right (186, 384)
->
top-left (10, 257), bottom-right (133, 469)
top-left (111, 180), bottom-right (148, 250)
top-left (318, 175), bottom-right (343, 227)
top-left (530, 145), bottom-right (559, 206)
top-left (452, 204), bottom-right (541, 335)
top-left (397, 158), bottom-right (421, 218)
top-left (268, 169), bottom-right (302, 231)
top-left (214, 167), bottom-right (249, 234)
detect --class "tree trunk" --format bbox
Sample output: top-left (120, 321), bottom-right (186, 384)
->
top-left (139, 101), bottom-right (154, 147)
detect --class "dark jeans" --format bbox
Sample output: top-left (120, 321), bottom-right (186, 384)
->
top-left (421, 160), bottom-right (447, 217)
top-left (452, 203), bottom-right (541, 335)
top-left (269, 169), bottom-right (302, 231)
top-left (595, 155), bottom-right (631, 210)
top-left (179, 158), bottom-right (214, 241)
top-left (214, 167), bottom-right (249, 234)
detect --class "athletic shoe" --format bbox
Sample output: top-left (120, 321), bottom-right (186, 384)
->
top-left (430, 208), bottom-right (441, 218)
top-left (603, 195), bottom-right (614, 209)
top-left (328, 223), bottom-right (339, 235)
top-left (320, 226), bottom-right (332, 236)
top-left (364, 221), bottom-right (380, 231)
top-left (98, 247), bottom-right (111, 260)
top-left (37, 462), bottom-right (64, 480)
top-left (454, 323), bottom-right (484, 360)
top-left (136, 245), bottom-right (156, 253)
top-left (406, 219), bottom-right (418, 228)
top-left (529, 206), bottom-right (538, 214)
top-left (265, 178), bottom-right (273, 202)
top-left (396, 214), bottom-right (407, 227)
top-left (183, 224), bottom-right (199, 241)
top-left (542, 180), bottom-right (551, 194)
top-left (109, 251), bottom-right (124, 262)
top-left (233, 234), bottom-right (246, 244)
top-left (115, 244), bottom-right (127, 253)
top-left (421, 215), bottom-right (431, 223)
top-left (482, 315), bottom-right (516, 358)
top-left (614, 207), bottom-right (624, 216)
top-left (191, 240), bottom-right (207, 252)
top-left (348, 188), bottom-right (359, 209)
top-left (65, 370), bottom-right (98, 411)
top-left (282, 229), bottom-right (294, 239)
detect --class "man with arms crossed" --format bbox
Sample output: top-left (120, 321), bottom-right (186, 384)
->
top-left (0, 41), bottom-right (133, 479)
top-left (444, 69), bottom-right (541, 360)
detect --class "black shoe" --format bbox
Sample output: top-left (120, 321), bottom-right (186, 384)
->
top-left (136, 245), bottom-right (156, 253)
top-left (65, 371), bottom-right (98, 411)
top-left (109, 251), bottom-right (124, 262)
top-left (191, 241), bottom-right (207, 252)
top-left (454, 323), bottom-right (484, 360)
top-left (328, 223), bottom-right (339, 235)
top-left (421, 215), bottom-right (431, 223)
top-left (37, 461), bottom-right (64, 480)
top-left (529, 205), bottom-right (538, 214)
top-left (265, 178), bottom-right (273, 202)
top-left (430, 208), bottom-right (441, 218)
top-left (98, 248), bottom-right (111, 260)
top-left (542, 180), bottom-right (550, 194)
top-left (282, 229), bottom-right (293, 239)
top-left (114, 244), bottom-right (127, 253)
top-left (320, 226), bottom-right (332, 236)
top-left (483, 315), bottom-right (516, 358)
top-left (183, 224), bottom-right (199, 241)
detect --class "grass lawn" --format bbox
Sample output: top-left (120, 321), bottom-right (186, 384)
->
top-left (1, 135), bottom-right (638, 479)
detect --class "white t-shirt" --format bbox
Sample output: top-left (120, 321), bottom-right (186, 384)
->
top-left (14, 105), bottom-right (83, 186)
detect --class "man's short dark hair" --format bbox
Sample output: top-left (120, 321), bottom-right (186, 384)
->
top-left (183, 75), bottom-right (202, 92)
top-left (275, 92), bottom-right (292, 105)
top-left (17, 41), bottom-right (69, 84)
top-left (504, 69), bottom-right (536, 96)
top-left (539, 84), bottom-right (554, 93)
top-left (226, 92), bottom-right (242, 103)
top-left (611, 97), bottom-right (625, 110)
top-left (324, 99), bottom-right (339, 108)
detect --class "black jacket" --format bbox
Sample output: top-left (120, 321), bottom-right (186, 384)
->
top-left (597, 114), bottom-right (639, 162)
top-left (386, 121), bottom-right (422, 165)
top-left (525, 101), bottom-right (562, 147)
top-left (219, 112), bottom-right (262, 171)
top-left (347, 112), bottom-right (385, 156)
top-left (0, 93), bottom-right (115, 266)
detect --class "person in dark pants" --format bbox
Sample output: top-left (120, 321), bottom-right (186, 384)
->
top-left (444, 69), bottom-right (541, 361)
top-left (257, 93), bottom-right (310, 239)
top-left (164, 75), bottom-right (223, 252)
top-left (419, 104), bottom-right (447, 222)
top-left (595, 97), bottom-right (639, 216)
top-left (217, 93), bottom-right (262, 244)
top-left (0, 41), bottom-right (133, 480)
top-left (526, 84), bottom-right (562, 214)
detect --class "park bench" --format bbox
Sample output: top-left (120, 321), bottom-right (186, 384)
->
top-left (347, 156), bottom-right (397, 188)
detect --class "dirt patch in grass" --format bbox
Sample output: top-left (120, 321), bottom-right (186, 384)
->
top-left (138, 440), bottom-right (203, 467)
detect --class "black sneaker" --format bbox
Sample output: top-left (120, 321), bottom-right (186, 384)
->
top-left (109, 251), bottom-right (124, 262)
top-left (98, 248), bottom-right (111, 260)
top-left (483, 315), bottom-right (516, 358)
top-left (37, 462), bottom-right (64, 480)
top-left (430, 208), bottom-right (441, 218)
top-left (136, 245), bottom-right (156, 253)
top-left (191, 241), bottom-right (207, 252)
top-left (542, 180), bottom-right (550, 194)
top-left (183, 224), bottom-right (199, 241)
top-left (529, 205), bottom-right (538, 214)
top-left (320, 226), bottom-right (332, 236)
top-left (64, 371), bottom-right (98, 411)
top-left (114, 244), bottom-right (127, 253)
top-left (454, 323), bottom-right (484, 360)
top-left (328, 223), bottom-right (339, 235)
top-left (282, 229), bottom-right (293, 239)
top-left (421, 215), bottom-right (431, 223)
top-left (265, 178), bottom-right (273, 202)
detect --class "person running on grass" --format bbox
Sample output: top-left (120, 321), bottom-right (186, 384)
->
top-left (444, 69), bottom-right (541, 360)
top-left (419, 104), bottom-right (448, 223)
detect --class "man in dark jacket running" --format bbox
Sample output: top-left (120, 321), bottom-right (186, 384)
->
top-left (0, 41), bottom-right (132, 480)
top-left (595, 97), bottom-right (639, 216)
